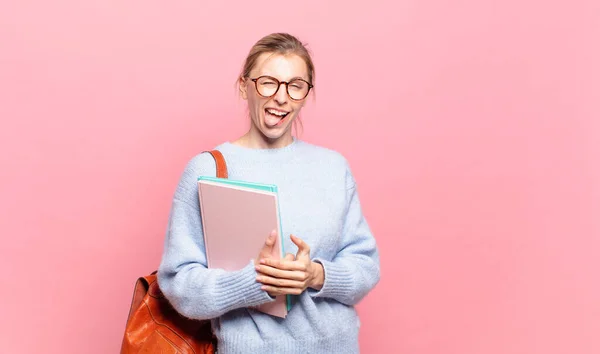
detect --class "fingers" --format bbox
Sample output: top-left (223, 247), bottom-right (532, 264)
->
top-left (261, 285), bottom-right (303, 296)
top-left (290, 234), bottom-right (310, 257)
top-left (265, 229), bottom-right (277, 247)
top-left (258, 258), bottom-right (307, 272)
top-left (255, 236), bottom-right (312, 297)
top-left (256, 274), bottom-right (306, 289)
top-left (256, 264), bottom-right (308, 281)
top-left (284, 253), bottom-right (295, 261)
top-left (257, 229), bottom-right (277, 260)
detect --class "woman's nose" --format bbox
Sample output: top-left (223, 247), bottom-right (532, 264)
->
top-left (274, 83), bottom-right (288, 104)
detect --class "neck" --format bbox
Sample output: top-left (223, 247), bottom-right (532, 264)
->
top-left (234, 128), bottom-right (294, 149)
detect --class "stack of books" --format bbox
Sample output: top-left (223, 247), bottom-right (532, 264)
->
top-left (197, 176), bottom-right (291, 318)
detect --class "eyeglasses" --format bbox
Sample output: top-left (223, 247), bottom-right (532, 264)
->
top-left (249, 75), bottom-right (313, 101)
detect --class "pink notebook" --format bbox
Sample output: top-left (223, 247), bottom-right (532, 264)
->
top-left (197, 176), bottom-right (289, 318)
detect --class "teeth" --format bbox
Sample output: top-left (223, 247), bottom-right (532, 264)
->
top-left (267, 109), bottom-right (287, 117)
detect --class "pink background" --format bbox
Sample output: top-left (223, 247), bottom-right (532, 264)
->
top-left (1, 1), bottom-right (599, 353)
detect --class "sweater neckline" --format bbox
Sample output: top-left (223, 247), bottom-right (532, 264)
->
top-left (219, 137), bottom-right (301, 160)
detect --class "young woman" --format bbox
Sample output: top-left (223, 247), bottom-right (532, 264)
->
top-left (158, 32), bottom-right (380, 353)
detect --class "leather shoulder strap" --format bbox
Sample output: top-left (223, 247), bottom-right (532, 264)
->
top-left (205, 150), bottom-right (228, 179)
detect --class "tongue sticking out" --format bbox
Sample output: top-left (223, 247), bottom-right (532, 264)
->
top-left (265, 110), bottom-right (287, 128)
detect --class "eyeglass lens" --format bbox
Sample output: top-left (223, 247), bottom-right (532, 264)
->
top-left (255, 76), bottom-right (310, 100)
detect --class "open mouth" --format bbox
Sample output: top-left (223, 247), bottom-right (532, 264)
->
top-left (265, 108), bottom-right (290, 127)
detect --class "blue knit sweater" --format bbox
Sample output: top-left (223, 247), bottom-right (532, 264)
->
top-left (157, 139), bottom-right (380, 353)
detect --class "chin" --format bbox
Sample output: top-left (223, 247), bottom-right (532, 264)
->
top-left (259, 123), bottom-right (294, 142)
top-left (260, 128), bottom-right (288, 142)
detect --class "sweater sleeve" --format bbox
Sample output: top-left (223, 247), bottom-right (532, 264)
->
top-left (157, 154), bottom-right (274, 320)
top-left (309, 162), bottom-right (381, 305)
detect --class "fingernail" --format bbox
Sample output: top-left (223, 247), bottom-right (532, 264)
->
top-left (255, 266), bottom-right (260, 271)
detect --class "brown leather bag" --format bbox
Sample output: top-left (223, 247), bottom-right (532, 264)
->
top-left (120, 150), bottom-right (228, 353)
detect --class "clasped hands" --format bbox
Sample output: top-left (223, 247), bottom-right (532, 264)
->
top-left (254, 230), bottom-right (324, 297)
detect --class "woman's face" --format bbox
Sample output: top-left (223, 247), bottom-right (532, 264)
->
top-left (240, 53), bottom-right (310, 145)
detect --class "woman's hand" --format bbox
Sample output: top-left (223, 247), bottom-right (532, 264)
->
top-left (254, 229), bottom-right (279, 266)
top-left (255, 234), bottom-right (324, 296)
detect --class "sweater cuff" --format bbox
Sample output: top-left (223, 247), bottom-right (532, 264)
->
top-left (308, 258), bottom-right (355, 299)
top-left (213, 260), bottom-right (275, 311)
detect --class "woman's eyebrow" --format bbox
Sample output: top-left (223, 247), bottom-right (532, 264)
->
top-left (289, 76), bottom-right (308, 81)
top-left (259, 73), bottom-right (307, 81)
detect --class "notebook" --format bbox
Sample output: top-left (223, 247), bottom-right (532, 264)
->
top-left (197, 176), bottom-right (291, 318)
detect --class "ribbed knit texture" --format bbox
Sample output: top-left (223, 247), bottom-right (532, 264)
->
top-left (157, 139), bottom-right (380, 353)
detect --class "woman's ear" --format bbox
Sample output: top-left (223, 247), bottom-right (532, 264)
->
top-left (239, 77), bottom-right (248, 100)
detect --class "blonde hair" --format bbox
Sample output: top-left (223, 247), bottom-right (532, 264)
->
top-left (240, 32), bottom-right (315, 84)
top-left (239, 33), bottom-right (316, 137)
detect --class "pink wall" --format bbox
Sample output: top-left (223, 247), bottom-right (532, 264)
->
top-left (1, 1), bottom-right (599, 353)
